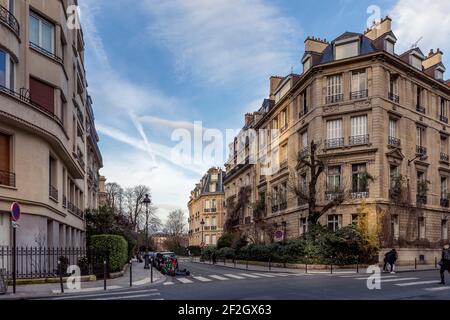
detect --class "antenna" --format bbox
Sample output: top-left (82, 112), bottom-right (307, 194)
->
top-left (411, 36), bottom-right (423, 49)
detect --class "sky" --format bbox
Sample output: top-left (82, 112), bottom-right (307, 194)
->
top-left (79, 0), bottom-right (450, 223)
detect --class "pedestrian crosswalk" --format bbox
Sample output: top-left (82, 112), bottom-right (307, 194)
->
top-left (162, 271), bottom-right (303, 285)
top-left (336, 272), bottom-right (449, 292)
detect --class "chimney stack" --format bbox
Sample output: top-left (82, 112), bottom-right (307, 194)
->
top-left (245, 113), bottom-right (254, 126)
top-left (304, 36), bottom-right (329, 54)
top-left (423, 48), bottom-right (444, 70)
top-left (364, 16), bottom-right (392, 40)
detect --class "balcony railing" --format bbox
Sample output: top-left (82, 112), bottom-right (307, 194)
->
top-left (272, 205), bottom-right (279, 213)
top-left (416, 146), bottom-right (427, 156)
top-left (204, 226), bottom-right (211, 231)
top-left (440, 115), bottom-right (449, 124)
top-left (279, 202), bottom-right (287, 211)
top-left (440, 198), bottom-right (449, 208)
top-left (0, 170), bottom-right (15, 187)
top-left (416, 194), bottom-right (427, 205)
top-left (68, 201), bottom-right (74, 213)
top-left (29, 42), bottom-right (63, 63)
top-left (388, 136), bottom-right (401, 148)
top-left (62, 195), bottom-right (67, 208)
top-left (49, 185), bottom-right (58, 200)
top-left (325, 191), bottom-right (342, 201)
top-left (210, 208), bottom-right (217, 213)
top-left (299, 147), bottom-right (309, 159)
top-left (388, 92), bottom-right (400, 103)
top-left (204, 208), bottom-right (211, 213)
top-left (349, 134), bottom-right (369, 146)
top-left (350, 89), bottom-right (368, 100)
top-left (416, 105), bottom-right (426, 114)
top-left (0, 5), bottom-right (20, 37)
top-left (351, 191), bottom-right (369, 199)
top-left (325, 138), bottom-right (344, 149)
top-left (441, 153), bottom-right (449, 162)
top-left (325, 94), bottom-right (344, 104)
top-left (210, 226), bottom-right (217, 230)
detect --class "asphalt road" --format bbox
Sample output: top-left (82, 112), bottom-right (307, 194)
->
top-left (32, 261), bottom-right (450, 300)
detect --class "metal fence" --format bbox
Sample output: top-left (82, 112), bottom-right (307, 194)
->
top-left (0, 247), bottom-right (92, 279)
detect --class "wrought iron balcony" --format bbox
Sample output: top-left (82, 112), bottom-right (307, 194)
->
top-left (440, 115), bottom-right (449, 124)
top-left (29, 41), bottom-right (63, 63)
top-left (441, 153), bottom-right (450, 162)
top-left (416, 194), bottom-right (427, 205)
top-left (416, 146), bottom-right (427, 156)
top-left (62, 195), bottom-right (67, 208)
top-left (416, 105), bottom-right (426, 114)
top-left (210, 208), bottom-right (217, 213)
top-left (388, 136), bottom-right (401, 148)
top-left (325, 138), bottom-right (344, 149)
top-left (49, 185), bottom-right (58, 200)
top-left (279, 202), bottom-right (287, 211)
top-left (210, 226), bottom-right (217, 230)
top-left (325, 94), bottom-right (344, 104)
top-left (350, 89), bottom-right (368, 100)
top-left (349, 134), bottom-right (369, 146)
top-left (0, 5), bottom-right (19, 37)
top-left (299, 147), bottom-right (309, 159)
top-left (204, 208), bottom-right (211, 213)
top-left (204, 226), bottom-right (211, 231)
top-left (325, 191), bottom-right (342, 201)
top-left (440, 198), bottom-right (449, 208)
top-left (0, 170), bottom-right (15, 187)
top-left (272, 205), bottom-right (279, 213)
top-left (388, 92), bottom-right (399, 103)
top-left (351, 191), bottom-right (369, 199)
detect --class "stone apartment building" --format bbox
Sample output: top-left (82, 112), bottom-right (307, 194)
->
top-left (0, 0), bottom-right (102, 248)
top-left (188, 167), bottom-right (226, 247)
top-left (224, 17), bottom-right (450, 262)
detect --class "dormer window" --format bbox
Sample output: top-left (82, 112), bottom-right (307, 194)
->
top-left (303, 56), bottom-right (311, 73)
top-left (385, 40), bottom-right (395, 54)
top-left (334, 37), bottom-right (359, 60)
top-left (411, 56), bottom-right (422, 70)
top-left (436, 69), bottom-right (444, 81)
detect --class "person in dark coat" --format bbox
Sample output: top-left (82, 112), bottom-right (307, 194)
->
top-left (383, 249), bottom-right (398, 273)
top-left (439, 244), bottom-right (450, 285)
top-left (212, 251), bottom-right (217, 265)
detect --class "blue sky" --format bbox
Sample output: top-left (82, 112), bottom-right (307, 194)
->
top-left (79, 0), bottom-right (450, 222)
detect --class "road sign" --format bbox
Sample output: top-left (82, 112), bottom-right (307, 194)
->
top-left (11, 202), bottom-right (21, 221)
top-left (11, 221), bottom-right (19, 229)
top-left (274, 230), bottom-right (284, 242)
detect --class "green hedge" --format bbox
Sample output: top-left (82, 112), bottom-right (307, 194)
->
top-left (202, 225), bottom-right (379, 265)
top-left (91, 235), bottom-right (128, 272)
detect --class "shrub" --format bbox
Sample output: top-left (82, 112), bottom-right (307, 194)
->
top-left (217, 247), bottom-right (235, 259)
top-left (201, 246), bottom-right (217, 260)
top-left (78, 257), bottom-right (90, 276)
top-left (217, 233), bottom-right (234, 249)
top-left (90, 235), bottom-right (128, 272)
top-left (188, 246), bottom-right (202, 256)
top-left (57, 256), bottom-right (69, 276)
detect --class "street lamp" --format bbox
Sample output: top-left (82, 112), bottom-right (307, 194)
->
top-left (143, 194), bottom-right (151, 250)
top-left (200, 218), bottom-right (205, 246)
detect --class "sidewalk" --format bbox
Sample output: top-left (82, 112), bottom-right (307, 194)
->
top-left (187, 257), bottom-right (439, 274)
top-left (0, 261), bottom-right (165, 300)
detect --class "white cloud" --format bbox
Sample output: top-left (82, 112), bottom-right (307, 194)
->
top-left (142, 0), bottom-right (301, 86)
top-left (390, 0), bottom-right (450, 57)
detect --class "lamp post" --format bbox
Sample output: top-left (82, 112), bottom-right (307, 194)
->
top-left (143, 194), bottom-right (151, 249)
top-left (200, 218), bottom-right (205, 246)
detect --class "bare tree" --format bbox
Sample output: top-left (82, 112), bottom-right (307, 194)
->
top-left (289, 140), bottom-right (359, 225)
top-left (140, 199), bottom-right (162, 247)
top-left (105, 182), bottom-right (123, 213)
top-left (123, 185), bottom-right (150, 232)
top-left (165, 209), bottom-right (187, 237)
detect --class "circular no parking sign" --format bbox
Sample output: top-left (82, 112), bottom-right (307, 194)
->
top-left (11, 202), bottom-right (21, 221)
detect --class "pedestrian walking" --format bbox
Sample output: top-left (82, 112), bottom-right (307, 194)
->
top-left (212, 251), bottom-right (217, 265)
top-left (383, 248), bottom-right (398, 273)
top-left (439, 244), bottom-right (450, 285)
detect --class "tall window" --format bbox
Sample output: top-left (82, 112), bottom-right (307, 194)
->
top-left (326, 119), bottom-right (343, 147)
top-left (29, 13), bottom-right (55, 54)
top-left (440, 97), bottom-right (448, 122)
top-left (418, 217), bottom-right (425, 239)
top-left (416, 87), bottom-right (423, 108)
top-left (416, 127), bottom-right (425, 147)
top-left (350, 115), bottom-right (368, 144)
top-left (30, 77), bottom-right (55, 114)
top-left (299, 218), bottom-right (307, 236)
top-left (327, 166), bottom-right (341, 192)
top-left (391, 215), bottom-right (399, 240)
top-left (411, 56), bottom-right (422, 70)
top-left (301, 131), bottom-right (308, 150)
top-left (352, 164), bottom-right (368, 194)
top-left (335, 42), bottom-right (358, 60)
top-left (327, 214), bottom-right (342, 231)
top-left (441, 177), bottom-right (448, 200)
top-left (209, 183), bottom-right (216, 193)
top-left (389, 119), bottom-right (397, 139)
top-left (280, 144), bottom-right (287, 164)
top-left (389, 165), bottom-right (398, 189)
top-left (0, 49), bottom-right (14, 90)
top-left (280, 109), bottom-right (288, 130)
top-left (211, 234), bottom-right (217, 245)
top-left (441, 136), bottom-right (448, 159)
top-left (0, 133), bottom-right (11, 186)
top-left (211, 199), bottom-right (216, 211)
top-left (326, 75), bottom-right (343, 103)
top-left (385, 40), bottom-right (395, 54)
top-left (351, 70), bottom-right (367, 98)
top-left (389, 74), bottom-right (399, 102)
top-left (211, 216), bottom-right (216, 227)
top-left (204, 199), bottom-right (211, 212)
top-left (442, 220), bottom-right (448, 240)
top-left (300, 88), bottom-right (308, 116)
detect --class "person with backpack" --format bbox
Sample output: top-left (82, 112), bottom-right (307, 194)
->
top-left (439, 244), bottom-right (450, 285)
top-left (383, 248), bottom-right (398, 273)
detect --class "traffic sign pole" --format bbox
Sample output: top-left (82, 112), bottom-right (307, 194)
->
top-left (12, 226), bottom-right (16, 294)
top-left (10, 202), bottom-right (20, 295)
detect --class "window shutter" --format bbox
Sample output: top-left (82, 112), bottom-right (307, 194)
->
top-left (0, 133), bottom-right (10, 171)
top-left (30, 77), bottom-right (55, 114)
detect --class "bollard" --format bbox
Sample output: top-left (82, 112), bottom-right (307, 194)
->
top-left (103, 260), bottom-right (107, 291)
top-left (305, 256), bottom-right (308, 274)
top-left (151, 258), bottom-right (154, 283)
top-left (268, 258), bottom-right (271, 271)
top-left (356, 256), bottom-right (359, 274)
top-left (435, 257), bottom-right (438, 269)
top-left (58, 259), bottom-right (64, 293)
top-left (330, 257), bottom-right (333, 274)
top-left (129, 260), bottom-right (133, 287)
top-left (414, 258), bottom-right (417, 270)
top-left (246, 260), bottom-right (248, 270)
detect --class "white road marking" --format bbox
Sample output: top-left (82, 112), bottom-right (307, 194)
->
top-left (51, 289), bottom-right (158, 300)
top-left (51, 285), bottom-right (122, 295)
top-left (132, 277), bottom-right (151, 286)
top-left (193, 276), bottom-right (212, 282)
top-left (266, 273), bottom-right (291, 277)
top-left (251, 273), bottom-right (276, 278)
top-left (425, 286), bottom-right (450, 291)
top-left (176, 277), bottom-right (194, 284)
top-left (163, 282), bottom-right (174, 285)
top-left (380, 277), bottom-right (419, 283)
top-left (396, 280), bottom-right (440, 287)
top-left (237, 273), bottom-right (261, 278)
top-left (224, 274), bottom-right (245, 279)
top-left (355, 275), bottom-right (398, 280)
top-left (209, 275), bottom-right (229, 281)
top-left (94, 293), bottom-right (161, 300)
